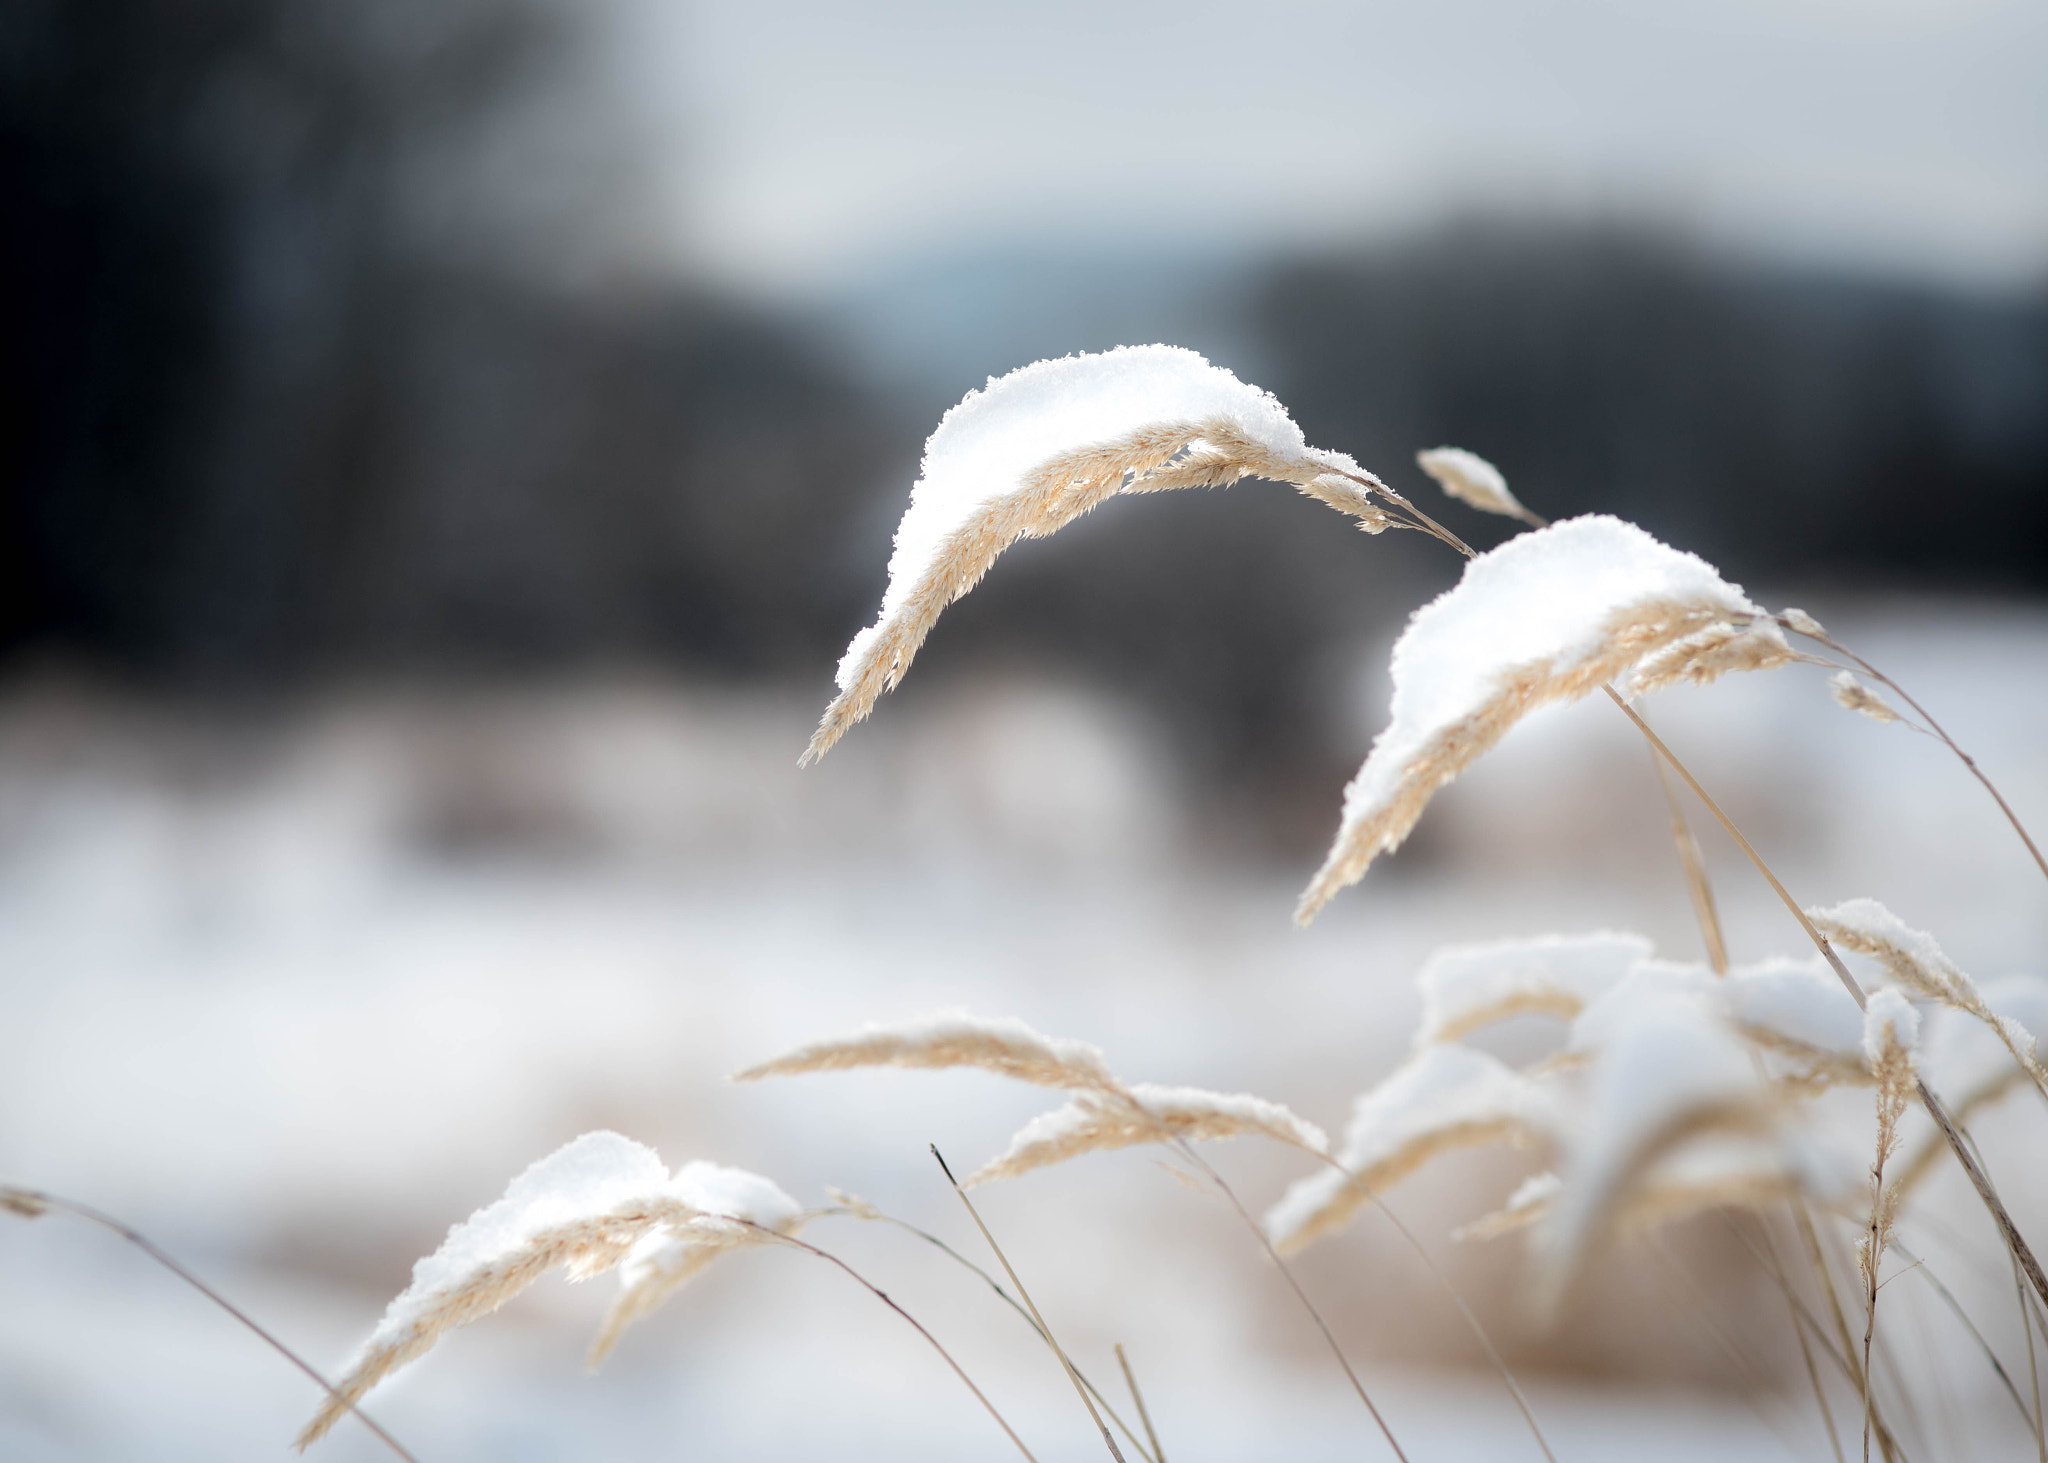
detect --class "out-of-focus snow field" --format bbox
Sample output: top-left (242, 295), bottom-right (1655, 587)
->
top-left (3, 601), bottom-right (2045, 1461)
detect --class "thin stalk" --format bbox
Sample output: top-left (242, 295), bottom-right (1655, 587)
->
top-left (931, 1148), bottom-right (1127, 1463)
top-left (1737, 1216), bottom-right (1847, 1463)
top-left (742, 1220), bottom-right (1039, 1463)
top-left (1647, 736), bottom-right (1730, 972)
top-left (1795, 1201), bottom-right (1904, 1463)
top-left (1165, 1141), bottom-right (1409, 1462)
top-left (1604, 687), bottom-right (2048, 1314)
top-left (1885, 1238), bottom-right (2040, 1438)
top-left (1297, 1151), bottom-right (1556, 1463)
top-left (1340, 471), bottom-right (1479, 558)
top-left (1781, 619), bottom-right (2048, 887)
top-left (1, 1186), bottom-right (418, 1463)
top-left (1115, 1344), bottom-right (1167, 1463)
top-left (2019, 1249), bottom-right (2048, 1463)
top-left (824, 1207), bottom-right (1158, 1463)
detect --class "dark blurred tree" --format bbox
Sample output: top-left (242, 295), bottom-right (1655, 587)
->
top-left (0, 0), bottom-right (891, 679)
top-left (1255, 228), bottom-right (2048, 589)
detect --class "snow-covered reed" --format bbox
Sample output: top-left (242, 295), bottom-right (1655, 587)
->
top-left (296, 1134), bottom-right (800, 1448)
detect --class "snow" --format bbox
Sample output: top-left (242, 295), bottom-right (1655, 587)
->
top-left (1862, 988), bottom-right (1921, 1068)
top-left (1721, 955), bottom-right (1864, 1062)
top-left (839, 345), bottom-right (1352, 690)
top-left (1810, 896), bottom-right (1967, 994)
top-left (1265, 1043), bottom-right (1554, 1249)
top-left (1920, 975), bottom-right (2048, 1102)
top-left (1413, 931), bottom-right (1653, 1045)
top-left (1305, 516), bottom-right (1761, 913)
top-left (368, 1132), bottom-right (668, 1350)
top-left (1543, 986), bottom-right (1762, 1287)
top-left (671, 1160), bottom-right (803, 1230)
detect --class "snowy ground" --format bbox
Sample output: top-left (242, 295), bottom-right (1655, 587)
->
top-left (2, 598), bottom-right (2045, 1460)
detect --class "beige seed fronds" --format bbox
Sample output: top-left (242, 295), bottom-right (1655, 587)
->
top-left (1830, 671), bottom-right (1903, 725)
top-left (1810, 898), bottom-right (2048, 1103)
top-left (1416, 446), bottom-right (1544, 528)
top-left (1626, 619), bottom-right (1794, 697)
top-left (733, 1010), bottom-right (1122, 1093)
top-left (967, 1083), bottom-right (1328, 1187)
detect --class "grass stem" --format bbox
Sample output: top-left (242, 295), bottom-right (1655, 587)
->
top-left (743, 1220), bottom-right (1040, 1463)
top-left (931, 1147), bottom-right (1128, 1462)
top-left (1, 1185), bottom-right (419, 1463)
top-left (1115, 1344), bottom-right (1167, 1463)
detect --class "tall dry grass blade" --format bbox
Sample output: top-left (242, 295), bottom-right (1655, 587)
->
top-left (968, 1084), bottom-right (1326, 1186)
top-left (1779, 614), bottom-right (2048, 888)
top-left (735, 1011), bottom-right (1121, 1094)
top-left (2, 1186), bottom-right (419, 1463)
top-left (932, 1147), bottom-right (1128, 1463)
top-left (1115, 1344), bottom-right (1167, 1463)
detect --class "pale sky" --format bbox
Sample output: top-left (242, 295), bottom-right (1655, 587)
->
top-left (603, 0), bottom-right (2048, 299)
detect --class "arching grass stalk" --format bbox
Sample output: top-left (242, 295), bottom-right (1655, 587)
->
top-left (1, 1185), bottom-right (419, 1463)
top-left (821, 1203), bottom-right (1159, 1463)
top-left (1158, 1141), bottom-right (1413, 1463)
top-left (739, 1218), bottom-right (1041, 1463)
top-left (931, 1148), bottom-right (1129, 1463)
top-left (1778, 617), bottom-right (2048, 888)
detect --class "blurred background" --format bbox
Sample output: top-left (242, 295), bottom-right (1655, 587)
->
top-left (3, 0), bottom-right (2046, 1458)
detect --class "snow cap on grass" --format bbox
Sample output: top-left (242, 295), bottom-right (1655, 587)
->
top-left (1722, 956), bottom-right (1869, 1084)
top-left (1298, 516), bottom-right (1761, 921)
top-left (1416, 446), bottom-right (1540, 526)
top-left (589, 1161), bottom-right (803, 1365)
top-left (299, 1134), bottom-right (798, 1449)
top-left (1810, 898), bottom-right (2047, 1099)
top-left (968, 1082), bottom-right (1327, 1186)
top-left (1891, 975), bottom-right (2048, 1196)
top-left (806, 346), bottom-right (1378, 762)
top-left (1535, 991), bottom-right (1768, 1306)
top-left (733, 1010), bottom-right (1119, 1093)
top-left (1413, 931), bottom-right (1653, 1046)
top-left (1456, 1171), bottom-right (1564, 1241)
top-left (1266, 1044), bottom-right (1557, 1254)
